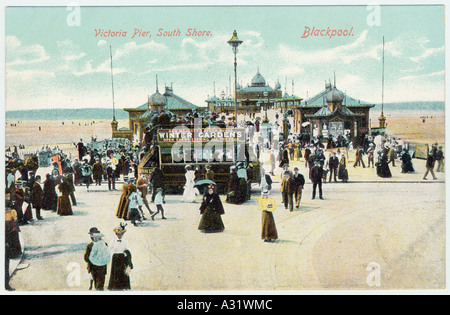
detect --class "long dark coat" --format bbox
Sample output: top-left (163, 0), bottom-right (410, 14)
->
top-left (150, 168), bottom-right (165, 189)
top-left (92, 162), bottom-right (103, 181)
top-left (32, 182), bottom-right (43, 209)
top-left (401, 152), bottom-right (415, 173)
top-left (42, 177), bottom-right (57, 210)
top-left (198, 193), bottom-right (225, 232)
top-left (73, 162), bottom-right (81, 185)
top-left (57, 181), bottom-right (73, 216)
top-left (376, 153), bottom-right (392, 178)
top-left (226, 172), bottom-right (240, 204)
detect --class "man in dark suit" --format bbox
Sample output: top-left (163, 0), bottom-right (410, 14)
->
top-left (423, 153), bottom-right (437, 180)
top-left (150, 164), bottom-right (165, 202)
top-left (280, 171), bottom-right (294, 211)
top-left (311, 161), bottom-right (324, 200)
top-left (328, 152), bottom-right (339, 182)
top-left (292, 167), bottom-right (305, 209)
top-left (84, 227), bottom-right (108, 290)
top-left (77, 139), bottom-right (85, 161)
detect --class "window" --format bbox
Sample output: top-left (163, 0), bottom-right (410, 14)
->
top-left (362, 117), bottom-right (367, 128)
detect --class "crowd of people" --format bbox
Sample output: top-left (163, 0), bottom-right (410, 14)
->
top-left (4, 108), bottom-right (445, 291)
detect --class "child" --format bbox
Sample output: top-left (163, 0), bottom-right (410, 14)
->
top-left (128, 189), bottom-right (141, 226)
top-left (136, 190), bottom-right (146, 221)
top-left (151, 188), bottom-right (166, 220)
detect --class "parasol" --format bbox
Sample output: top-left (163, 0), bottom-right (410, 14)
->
top-left (194, 179), bottom-right (216, 187)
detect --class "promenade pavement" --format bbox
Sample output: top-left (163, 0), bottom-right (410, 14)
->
top-left (6, 153), bottom-right (446, 292)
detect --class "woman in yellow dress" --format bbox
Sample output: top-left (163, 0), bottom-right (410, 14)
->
top-left (294, 141), bottom-right (301, 161)
top-left (258, 190), bottom-right (278, 242)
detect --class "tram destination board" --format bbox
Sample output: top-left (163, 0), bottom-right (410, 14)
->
top-left (157, 128), bottom-right (246, 142)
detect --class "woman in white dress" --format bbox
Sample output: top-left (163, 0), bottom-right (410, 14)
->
top-left (183, 165), bottom-right (197, 202)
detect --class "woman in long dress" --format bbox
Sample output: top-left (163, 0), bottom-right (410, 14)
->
top-left (122, 183), bottom-right (136, 220)
top-left (57, 178), bottom-right (73, 216)
top-left (226, 167), bottom-right (240, 204)
top-left (6, 201), bottom-right (22, 258)
top-left (183, 165), bottom-right (197, 202)
top-left (108, 223), bottom-right (133, 291)
top-left (376, 149), bottom-right (392, 178)
top-left (198, 184), bottom-right (225, 233)
top-left (338, 153), bottom-right (349, 183)
top-left (258, 190), bottom-right (278, 242)
top-left (400, 148), bottom-right (415, 173)
top-left (42, 174), bottom-right (57, 211)
top-left (116, 183), bottom-right (130, 218)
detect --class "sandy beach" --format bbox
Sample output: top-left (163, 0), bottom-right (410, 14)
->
top-left (370, 110), bottom-right (445, 146)
top-left (6, 110), bottom-right (444, 153)
top-left (5, 119), bottom-right (128, 157)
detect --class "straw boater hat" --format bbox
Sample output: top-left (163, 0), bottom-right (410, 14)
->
top-left (113, 223), bottom-right (127, 234)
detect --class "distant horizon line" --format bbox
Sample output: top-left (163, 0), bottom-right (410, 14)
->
top-left (5, 100), bottom-right (446, 113)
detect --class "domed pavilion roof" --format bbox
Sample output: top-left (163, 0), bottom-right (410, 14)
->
top-left (149, 90), bottom-right (166, 106)
top-left (325, 87), bottom-right (344, 103)
top-left (251, 69), bottom-right (266, 87)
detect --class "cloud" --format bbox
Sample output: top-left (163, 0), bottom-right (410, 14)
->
top-left (410, 45), bottom-right (444, 62)
top-left (64, 53), bottom-right (87, 61)
top-left (278, 65), bottom-right (305, 77)
top-left (97, 40), bottom-right (107, 47)
top-left (71, 59), bottom-right (126, 76)
top-left (6, 69), bottom-right (55, 80)
top-left (399, 69), bottom-right (444, 81)
top-left (6, 35), bottom-right (50, 66)
top-left (336, 74), bottom-right (363, 88)
top-left (112, 41), bottom-right (168, 60)
top-left (278, 30), bottom-right (374, 66)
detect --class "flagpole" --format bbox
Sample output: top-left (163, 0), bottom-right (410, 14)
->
top-left (110, 45), bottom-right (116, 121)
top-left (381, 36), bottom-right (385, 117)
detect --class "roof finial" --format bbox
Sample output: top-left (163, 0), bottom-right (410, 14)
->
top-left (334, 71), bottom-right (336, 88)
top-left (156, 74), bottom-right (159, 93)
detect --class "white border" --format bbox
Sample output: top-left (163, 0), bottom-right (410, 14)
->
top-left (0, 0), bottom-right (448, 296)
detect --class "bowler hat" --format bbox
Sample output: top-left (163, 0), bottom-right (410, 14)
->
top-left (88, 227), bottom-right (100, 235)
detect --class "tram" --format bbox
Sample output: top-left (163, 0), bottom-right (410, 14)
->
top-left (138, 126), bottom-right (260, 194)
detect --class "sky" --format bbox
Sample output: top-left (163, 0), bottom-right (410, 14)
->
top-left (3, 4), bottom-right (446, 111)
